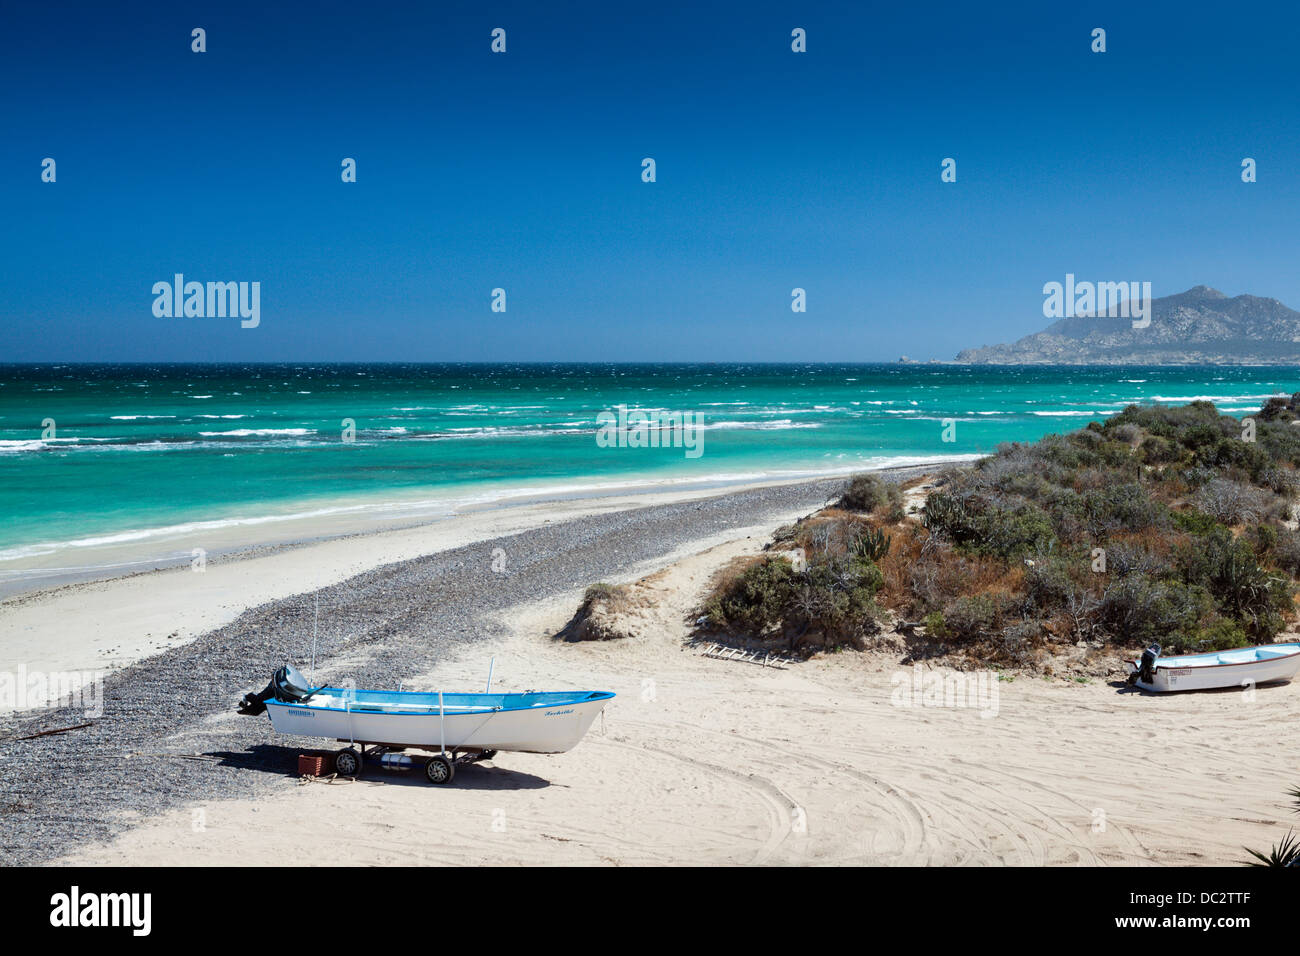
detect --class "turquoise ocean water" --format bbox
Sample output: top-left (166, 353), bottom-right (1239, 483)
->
top-left (2, 363), bottom-right (1298, 589)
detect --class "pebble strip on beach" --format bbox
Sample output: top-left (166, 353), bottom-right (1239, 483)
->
top-left (0, 469), bottom-right (932, 864)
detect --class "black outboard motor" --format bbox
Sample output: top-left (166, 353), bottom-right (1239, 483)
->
top-left (1127, 643), bottom-right (1161, 686)
top-left (237, 664), bottom-right (314, 715)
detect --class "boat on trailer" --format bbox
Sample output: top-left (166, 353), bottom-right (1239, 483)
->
top-left (238, 664), bottom-right (614, 784)
top-left (1127, 641), bottom-right (1300, 693)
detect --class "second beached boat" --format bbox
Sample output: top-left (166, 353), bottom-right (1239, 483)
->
top-left (1127, 642), bottom-right (1300, 692)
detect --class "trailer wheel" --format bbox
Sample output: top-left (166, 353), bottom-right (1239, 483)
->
top-left (335, 746), bottom-right (362, 777)
top-left (425, 754), bottom-right (455, 785)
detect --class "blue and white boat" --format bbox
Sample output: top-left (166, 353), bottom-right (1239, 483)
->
top-left (1128, 642), bottom-right (1300, 692)
top-left (238, 665), bottom-right (614, 783)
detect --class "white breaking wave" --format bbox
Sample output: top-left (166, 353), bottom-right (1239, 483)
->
top-left (1149, 393), bottom-right (1286, 403)
top-left (699, 420), bottom-right (822, 431)
top-left (1030, 410), bottom-right (1115, 417)
top-left (197, 428), bottom-right (314, 437)
top-left (0, 440), bottom-right (48, 453)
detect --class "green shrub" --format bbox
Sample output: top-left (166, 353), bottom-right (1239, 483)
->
top-left (838, 474), bottom-right (904, 519)
top-left (924, 611), bottom-right (948, 638)
top-left (941, 594), bottom-right (1001, 640)
top-left (787, 555), bottom-right (884, 644)
top-left (1138, 435), bottom-right (1181, 464)
top-left (1269, 528), bottom-right (1300, 576)
top-left (1249, 524), bottom-right (1278, 556)
top-left (849, 526), bottom-right (891, 562)
top-left (705, 557), bottom-right (795, 634)
top-left (923, 493), bottom-right (1054, 559)
top-left (1164, 617), bottom-right (1252, 655)
top-left (1081, 482), bottom-right (1164, 536)
top-left (1022, 556), bottom-right (1077, 612)
top-left (1097, 576), bottom-right (1212, 644)
top-left (921, 493), bottom-right (979, 544)
top-left (703, 548), bottom-right (885, 649)
top-left (978, 502), bottom-right (1057, 559)
top-left (1172, 508), bottom-right (1224, 536)
top-left (1210, 544), bottom-right (1291, 639)
top-left (1259, 421), bottom-right (1300, 467)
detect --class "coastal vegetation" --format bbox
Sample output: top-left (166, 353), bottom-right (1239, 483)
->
top-left (700, 397), bottom-right (1300, 665)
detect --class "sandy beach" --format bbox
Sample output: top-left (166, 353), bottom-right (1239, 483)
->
top-left (0, 466), bottom-right (1290, 867)
top-left (56, 515), bottom-right (1298, 867)
top-left (0, 474), bottom-right (859, 696)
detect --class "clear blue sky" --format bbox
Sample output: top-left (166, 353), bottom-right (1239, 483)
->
top-left (4, 0), bottom-right (1299, 362)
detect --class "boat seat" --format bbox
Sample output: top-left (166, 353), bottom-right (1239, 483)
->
top-left (1216, 650), bottom-right (1257, 664)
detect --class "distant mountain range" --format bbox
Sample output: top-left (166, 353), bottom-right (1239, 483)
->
top-left (956, 286), bottom-right (1300, 364)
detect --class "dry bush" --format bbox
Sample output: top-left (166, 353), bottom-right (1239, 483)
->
top-left (836, 474), bottom-right (905, 521)
top-left (556, 582), bottom-right (639, 642)
top-left (1194, 478), bottom-right (1284, 526)
top-left (891, 540), bottom-right (1022, 619)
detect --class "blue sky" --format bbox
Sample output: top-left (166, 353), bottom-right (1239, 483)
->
top-left (3, 0), bottom-right (1299, 362)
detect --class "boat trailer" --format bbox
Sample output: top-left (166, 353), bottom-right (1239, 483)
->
top-left (330, 682), bottom-right (500, 785)
top-left (329, 741), bottom-right (498, 785)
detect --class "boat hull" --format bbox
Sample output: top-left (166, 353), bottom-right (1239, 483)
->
top-left (265, 690), bottom-right (612, 754)
top-left (1130, 644), bottom-right (1300, 692)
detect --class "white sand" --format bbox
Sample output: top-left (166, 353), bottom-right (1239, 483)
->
top-left (0, 478), bottom-right (831, 706)
top-left (61, 527), bottom-right (1299, 867)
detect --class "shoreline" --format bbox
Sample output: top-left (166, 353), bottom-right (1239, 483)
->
top-left (0, 463), bottom-right (954, 701)
top-left (0, 458), bottom-right (976, 602)
top-left (17, 465), bottom-right (1293, 867)
top-left (0, 469), bottom-right (915, 862)
top-left (2, 455), bottom-right (1292, 867)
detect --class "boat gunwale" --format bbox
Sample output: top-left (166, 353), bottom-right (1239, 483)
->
top-left (266, 688), bottom-right (615, 718)
top-left (1133, 642), bottom-right (1300, 671)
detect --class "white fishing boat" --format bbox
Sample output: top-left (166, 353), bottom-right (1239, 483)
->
top-left (1127, 642), bottom-right (1300, 693)
top-left (238, 664), bottom-right (613, 784)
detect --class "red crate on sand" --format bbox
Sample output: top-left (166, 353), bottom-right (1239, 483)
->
top-left (298, 753), bottom-right (330, 776)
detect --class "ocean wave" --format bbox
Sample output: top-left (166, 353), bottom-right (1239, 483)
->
top-left (197, 428), bottom-right (315, 437)
top-left (0, 440), bottom-right (48, 453)
top-left (1149, 393), bottom-right (1285, 403)
top-left (700, 419), bottom-right (822, 431)
top-left (1030, 410), bottom-right (1115, 417)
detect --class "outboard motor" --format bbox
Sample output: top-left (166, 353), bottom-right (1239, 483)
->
top-left (1127, 643), bottom-right (1161, 686)
top-left (237, 664), bottom-right (314, 716)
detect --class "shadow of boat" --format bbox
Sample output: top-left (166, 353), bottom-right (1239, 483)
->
top-left (207, 744), bottom-right (553, 790)
top-left (1111, 677), bottom-right (1295, 695)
